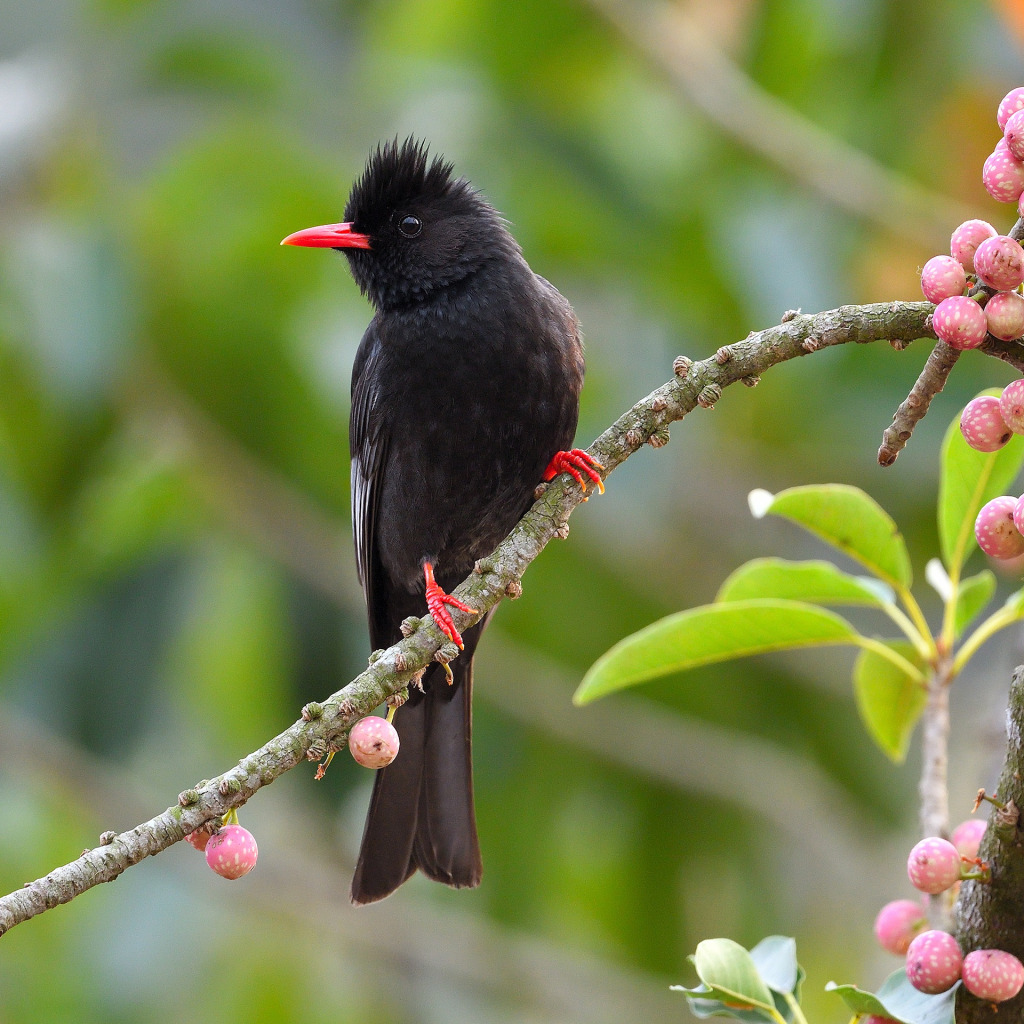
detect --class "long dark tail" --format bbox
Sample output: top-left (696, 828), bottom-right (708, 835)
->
top-left (350, 655), bottom-right (482, 904)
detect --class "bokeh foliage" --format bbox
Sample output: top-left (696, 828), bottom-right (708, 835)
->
top-left (1, 0), bottom-right (1022, 1021)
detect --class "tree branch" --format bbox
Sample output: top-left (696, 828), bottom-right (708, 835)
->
top-left (0, 300), bottom-right (936, 936)
top-left (955, 666), bottom-right (1024, 1023)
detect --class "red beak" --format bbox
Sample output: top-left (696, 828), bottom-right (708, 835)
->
top-left (280, 222), bottom-right (372, 249)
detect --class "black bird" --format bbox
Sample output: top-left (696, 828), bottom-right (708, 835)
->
top-left (283, 138), bottom-right (601, 904)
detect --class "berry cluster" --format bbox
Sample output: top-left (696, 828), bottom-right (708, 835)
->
top-left (956, 381), bottom-right (1024, 558)
top-left (871, 822), bottom-right (1023, 1002)
top-left (919, 89), bottom-right (1024, 353)
top-left (923, 225), bottom-right (1024, 349)
top-left (961, 381), bottom-right (1024, 558)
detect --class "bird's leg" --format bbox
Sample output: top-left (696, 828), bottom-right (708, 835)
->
top-left (542, 449), bottom-right (605, 493)
top-left (423, 561), bottom-right (475, 652)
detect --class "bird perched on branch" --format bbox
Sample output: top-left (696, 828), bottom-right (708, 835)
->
top-left (283, 138), bottom-right (601, 903)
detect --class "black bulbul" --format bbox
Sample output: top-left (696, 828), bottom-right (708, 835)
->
top-left (283, 138), bottom-right (601, 903)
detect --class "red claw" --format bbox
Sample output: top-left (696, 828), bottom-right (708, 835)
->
top-left (542, 449), bottom-right (605, 493)
top-left (423, 562), bottom-right (475, 652)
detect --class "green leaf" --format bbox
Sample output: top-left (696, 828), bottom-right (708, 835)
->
top-left (678, 990), bottom-right (780, 1022)
top-left (749, 936), bottom-right (799, 995)
top-left (574, 600), bottom-right (860, 705)
top-left (853, 639), bottom-right (927, 762)
top-left (824, 980), bottom-right (893, 1019)
top-left (938, 393), bottom-right (1024, 572)
top-left (674, 936), bottom-right (805, 1022)
top-left (691, 939), bottom-right (776, 1012)
top-left (716, 558), bottom-right (893, 607)
top-left (827, 969), bottom-right (957, 1024)
top-left (765, 485), bottom-right (912, 589)
top-left (953, 570), bottom-right (996, 638)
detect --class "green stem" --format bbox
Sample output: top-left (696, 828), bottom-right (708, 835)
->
top-left (881, 599), bottom-right (932, 660)
top-left (781, 991), bottom-right (811, 1024)
top-left (954, 604), bottom-right (1024, 674)
top-left (894, 584), bottom-right (936, 659)
top-left (853, 635), bottom-right (927, 684)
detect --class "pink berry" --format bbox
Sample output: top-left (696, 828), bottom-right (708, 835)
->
top-left (952, 219), bottom-right (998, 272)
top-left (976, 496), bottom-right (1024, 559)
top-left (961, 396), bottom-right (1012, 452)
top-left (951, 818), bottom-right (987, 860)
top-left (962, 949), bottom-right (1024, 1002)
top-left (963, 950), bottom-right (1024, 1003)
top-left (975, 235), bottom-right (1024, 291)
top-left (986, 291), bottom-right (1024, 341)
top-left (908, 837), bottom-right (963, 894)
top-left (1013, 495), bottom-right (1024, 536)
top-left (185, 829), bottom-right (211, 852)
top-left (874, 899), bottom-right (927, 955)
top-left (1006, 109), bottom-right (1024, 162)
top-left (1001, 379), bottom-right (1024, 433)
top-left (348, 715), bottom-right (400, 769)
top-left (905, 930), bottom-right (964, 994)
top-left (921, 255), bottom-right (968, 303)
top-left (205, 824), bottom-right (258, 879)
top-left (861, 1018), bottom-right (901, 1024)
top-left (932, 295), bottom-right (988, 350)
top-left (998, 87), bottom-right (1024, 132)
top-left (984, 146), bottom-right (1024, 203)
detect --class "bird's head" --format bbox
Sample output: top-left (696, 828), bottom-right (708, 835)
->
top-left (282, 137), bottom-right (516, 310)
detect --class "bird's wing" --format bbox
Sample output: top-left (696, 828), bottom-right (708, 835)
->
top-left (350, 320), bottom-right (389, 637)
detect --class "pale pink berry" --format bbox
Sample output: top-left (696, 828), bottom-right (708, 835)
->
top-left (975, 235), bottom-right (1024, 291)
top-left (951, 219), bottom-right (998, 272)
top-left (986, 291), bottom-right (1024, 341)
top-left (874, 899), bottom-right (927, 955)
top-left (932, 295), bottom-right (988, 350)
top-left (348, 715), bottom-right (400, 769)
top-left (1006, 109), bottom-right (1024, 162)
top-left (962, 949), bottom-right (1024, 1002)
top-left (1001, 379), bottom-right (1024, 433)
top-left (1013, 495), bottom-right (1024, 536)
top-left (185, 829), bottom-right (211, 852)
top-left (921, 255), bottom-right (968, 303)
top-left (205, 824), bottom-right (258, 879)
top-left (961, 396), bottom-right (1012, 452)
top-left (905, 930), bottom-right (963, 994)
top-left (1018, 191), bottom-right (1024, 220)
top-left (998, 87), bottom-right (1024, 132)
top-left (976, 496), bottom-right (1024, 559)
top-left (951, 818), bottom-right (987, 860)
top-left (908, 837), bottom-right (963, 894)
top-left (984, 146), bottom-right (1024, 203)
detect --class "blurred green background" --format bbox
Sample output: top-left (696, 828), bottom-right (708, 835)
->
top-left (1, 0), bottom-right (1023, 1020)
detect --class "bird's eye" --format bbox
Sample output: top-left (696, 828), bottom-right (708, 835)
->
top-left (397, 215), bottom-right (422, 238)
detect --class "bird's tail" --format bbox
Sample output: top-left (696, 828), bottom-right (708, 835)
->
top-left (350, 656), bottom-right (482, 904)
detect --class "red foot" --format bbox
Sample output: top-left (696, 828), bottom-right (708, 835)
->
top-left (542, 449), bottom-right (605, 493)
top-left (423, 562), bottom-right (475, 651)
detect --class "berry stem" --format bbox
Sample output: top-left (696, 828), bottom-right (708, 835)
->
top-left (385, 704), bottom-right (397, 724)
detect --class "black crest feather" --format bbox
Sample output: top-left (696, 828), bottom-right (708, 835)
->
top-left (344, 137), bottom-right (475, 230)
